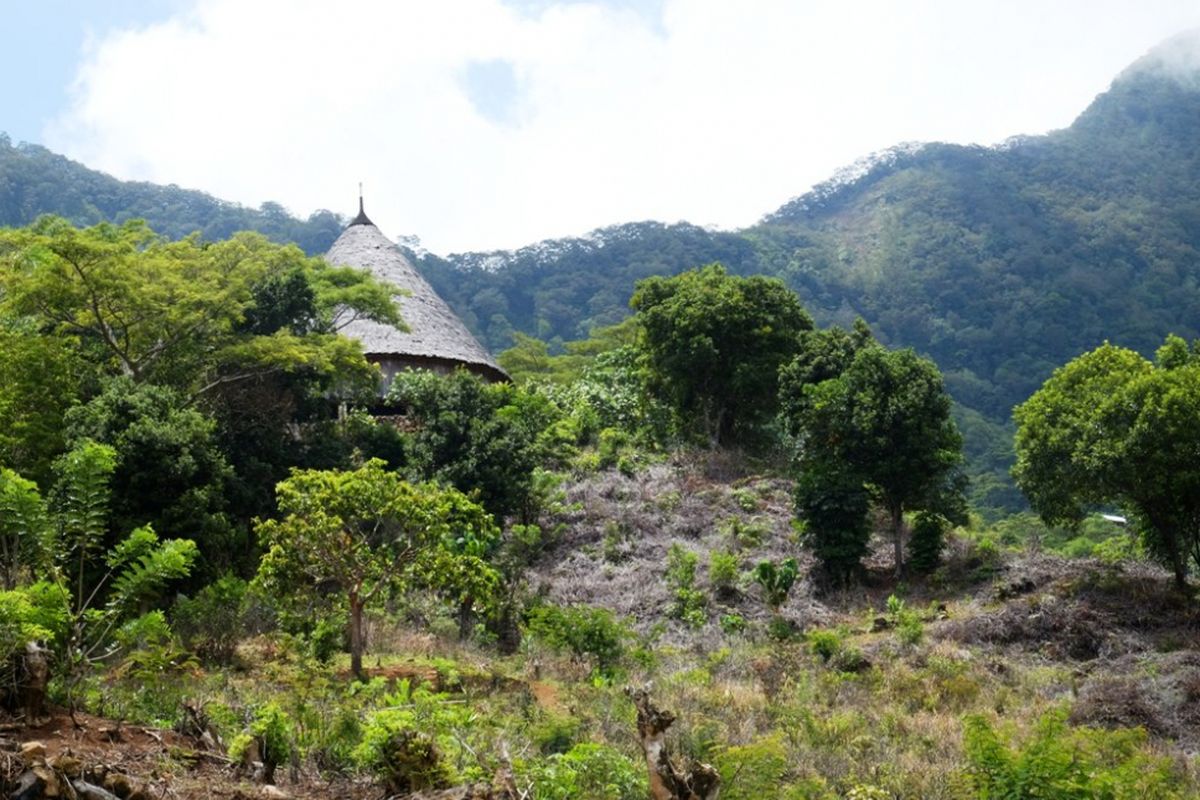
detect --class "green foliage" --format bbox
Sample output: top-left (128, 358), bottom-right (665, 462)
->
top-left (631, 263), bottom-right (813, 446)
top-left (525, 604), bottom-right (630, 674)
top-left (752, 557), bottom-right (798, 612)
top-left (0, 589), bottom-right (54, 667)
top-left (708, 549), bottom-right (740, 597)
top-left (386, 369), bottom-right (565, 521)
top-left (172, 575), bottom-right (253, 664)
top-left (0, 217), bottom-right (391, 391)
top-left (782, 333), bottom-right (966, 578)
top-left (807, 628), bottom-right (844, 663)
top-left (525, 742), bottom-right (646, 800)
top-left (0, 324), bottom-right (79, 484)
top-left (1013, 337), bottom-right (1200, 586)
top-left (64, 378), bottom-right (235, 580)
top-left (230, 702), bottom-right (295, 784)
top-left (255, 459), bottom-right (500, 679)
top-left (885, 595), bottom-right (924, 646)
top-left (909, 512), bottom-right (948, 575)
top-left (666, 544), bottom-right (707, 628)
top-left (0, 466), bottom-right (52, 589)
top-left (793, 464), bottom-right (871, 587)
top-left (530, 713), bottom-right (582, 755)
top-left (963, 710), bottom-right (1185, 799)
top-left (352, 682), bottom-right (478, 791)
top-left (715, 734), bottom-right (788, 800)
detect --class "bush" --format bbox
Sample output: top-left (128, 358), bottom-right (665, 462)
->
top-left (525, 604), bottom-right (631, 674)
top-left (909, 512), bottom-right (947, 574)
top-left (753, 558), bottom-right (798, 612)
top-left (173, 575), bottom-right (252, 664)
top-left (666, 544), bottom-right (706, 628)
top-left (964, 710), bottom-right (1186, 799)
top-left (229, 702), bottom-right (295, 784)
top-left (715, 734), bottom-right (788, 800)
top-left (525, 742), bottom-right (646, 800)
top-left (807, 628), bottom-right (844, 663)
top-left (708, 550), bottom-right (740, 597)
top-left (886, 595), bottom-right (924, 647)
top-left (530, 713), bottom-right (582, 755)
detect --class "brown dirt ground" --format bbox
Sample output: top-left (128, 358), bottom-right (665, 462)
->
top-left (1, 706), bottom-right (378, 800)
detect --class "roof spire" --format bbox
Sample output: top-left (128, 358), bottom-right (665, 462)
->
top-left (350, 182), bottom-right (373, 227)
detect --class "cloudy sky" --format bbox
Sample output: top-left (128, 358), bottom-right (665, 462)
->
top-left (4, 0), bottom-right (1200, 253)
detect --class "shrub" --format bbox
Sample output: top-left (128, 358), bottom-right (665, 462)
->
top-left (525, 742), bottom-right (646, 800)
top-left (666, 544), bottom-right (706, 628)
top-left (807, 628), bottom-right (844, 663)
top-left (715, 734), bottom-right (788, 800)
top-left (526, 604), bottom-right (631, 674)
top-left (886, 594), bottom-right (924, 646)
top-left (719, 614), bottom-right (747, 635)
top-left (708, 550), bottom-right (740, 597)
top-left (173, 575), bottom-right (252, 664)
top-left (229, 702), bottom-right (295, 785)
top-left (720, 516), bottom-right (769, 549)
top-left (964, 710), bottom-right (1186, 799)
top-left (357, 726), bottom-right (451, 795)
top-left (531, 713), bottom-right (582, 755)
top-left (753, 558), bottom-right (798, 612)
top-left (909, 512), bottom-right (947, 574)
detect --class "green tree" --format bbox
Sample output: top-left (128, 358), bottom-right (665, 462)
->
top-left (782, 341), bottom-right (966, 578)
top-left (0, 216), bottom-right (395, 394)
top-left (64, 378), bottom-right (236, 581)
top-left (630, 264), bottom-right (812, 446)
top-left (0, 322), bottom-right (81, 484)
top-left (793, 460), bottom-right (871, 587)
top-left (255, 459), bottom-right (500, 680)
top-left (0, 468), bottom-right (52, 589)
top-left (1013, 336), bottom-right (1200, 588)
top-left (386, 369), bottom-right (564, 521)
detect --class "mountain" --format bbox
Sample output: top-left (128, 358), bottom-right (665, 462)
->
top-left (0, 135), bottom-right (344, 254)
top-left (5, 33), bottom-right (1200, 513)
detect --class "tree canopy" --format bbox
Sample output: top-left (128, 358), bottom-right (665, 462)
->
top-left (255, 459), bottom-right (500, 679)
top-left (631, 264), bottom-right (812, 446)
top-left (782, 328), bottom-right (966, 578)
top-left (1013, 335), bottom-right (1200, 587)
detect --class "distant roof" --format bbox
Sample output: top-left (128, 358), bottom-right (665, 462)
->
top-left (326, 218), bottom-right (507, 381)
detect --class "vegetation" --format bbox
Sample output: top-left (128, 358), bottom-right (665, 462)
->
top-left (5, 45), bottom-right (1200, 796)
top-left (1014, 336), bottom-right (1200, 588)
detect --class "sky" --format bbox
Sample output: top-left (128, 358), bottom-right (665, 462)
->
top-left (4, 0), bottom-right (1200, 254)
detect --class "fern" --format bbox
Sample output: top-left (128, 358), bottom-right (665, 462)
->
top-left (109, 530), bottom-right (198, 613)
top-left (0, 467), bottom-right (52, 588)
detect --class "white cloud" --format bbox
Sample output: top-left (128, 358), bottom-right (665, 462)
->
top-left (47, 0), bottom-right (1200, 253)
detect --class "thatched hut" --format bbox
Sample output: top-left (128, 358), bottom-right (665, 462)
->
top-left (326, 201), bottom-right (507, 387)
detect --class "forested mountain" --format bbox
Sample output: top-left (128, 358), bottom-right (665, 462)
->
top-left (0, 135), bottom-right (344, 253)
top-left (4, 35), bottom-right (1200, 512)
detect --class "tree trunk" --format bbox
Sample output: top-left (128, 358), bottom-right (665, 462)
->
top-left (891, 504), bottom-right (905, 579)
top-left (349, 595), bottom-right (365, 681)
top-left (627, 687), bottom-right (720, 800)
top-left (457, 597), bottom-right (474, 641)
top-left (1169, 534), bottom-right (1188, 590)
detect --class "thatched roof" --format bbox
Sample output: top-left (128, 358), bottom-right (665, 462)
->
top-left (326, 211), bottom-right (507, 382)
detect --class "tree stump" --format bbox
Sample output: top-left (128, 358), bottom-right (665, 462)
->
top-left (626, 687), bottom-right (720, 800)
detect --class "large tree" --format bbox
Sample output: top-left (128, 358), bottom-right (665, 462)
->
top-left (255, 459), bottom-right (500, 680)
top-left (630, 264), bottom-right (812, 446)
top-left (782, 332), bottom-right (966, 578)
top-left (0, 216), bottom-right (397, 394)
top-left (1013, 336), bottom-right (1200, 588)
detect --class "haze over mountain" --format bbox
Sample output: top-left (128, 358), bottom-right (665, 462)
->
top-left (4, 31), bottom-right (1200, 512)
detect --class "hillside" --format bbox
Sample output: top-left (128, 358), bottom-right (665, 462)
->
top-left (0, 135), bottom-right (343, 254)
top-left (6, 34), bottom-right (1200, 513)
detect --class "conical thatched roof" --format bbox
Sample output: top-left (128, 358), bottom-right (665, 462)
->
top-left (326, 211), bottom-right (507, 383)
